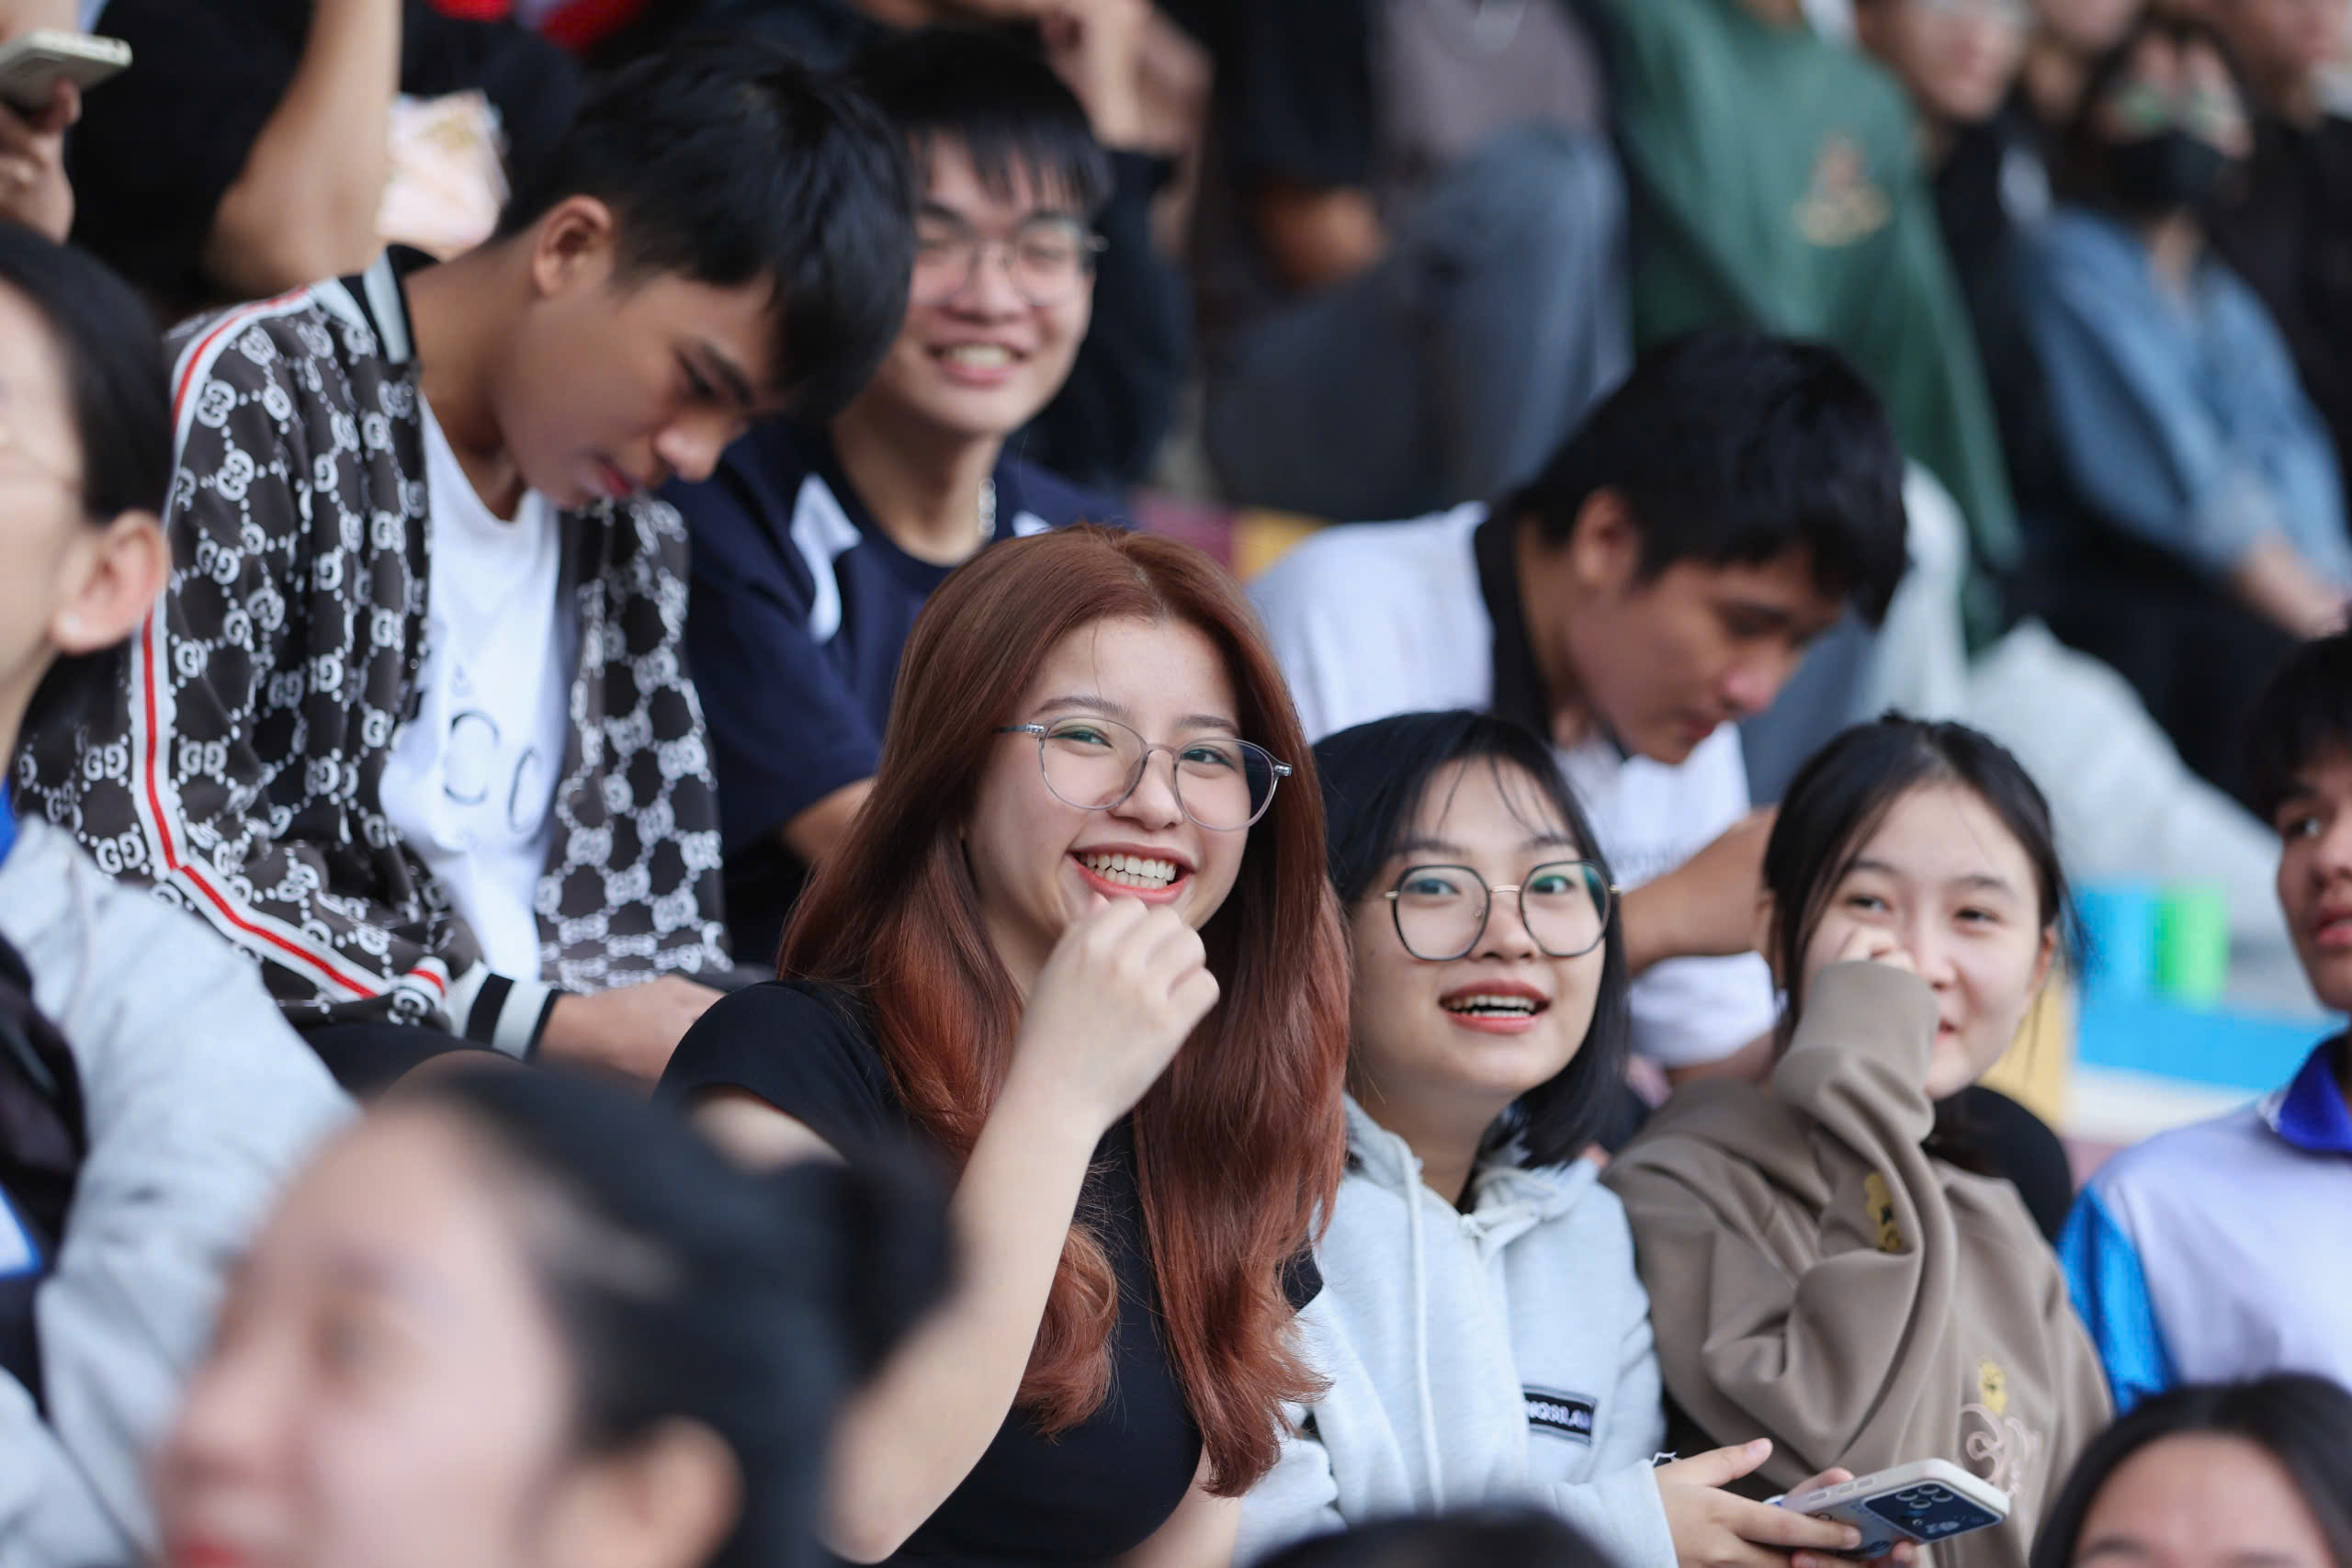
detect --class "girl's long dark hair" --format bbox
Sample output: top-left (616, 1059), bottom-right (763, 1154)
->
top-left (1763, 716), bottom-right (2070, 1169)
top-left (1314, 709), bottom-right (1631, 1168)
top-left (2030, 1377), bottom-right (2352, 1568)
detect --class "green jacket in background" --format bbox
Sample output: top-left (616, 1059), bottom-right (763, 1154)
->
top-left (1604, 0), bottom-right (2019, 645)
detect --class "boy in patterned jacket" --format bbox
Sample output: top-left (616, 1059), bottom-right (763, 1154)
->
top-left (15, 41), bottom-right (916, 1090)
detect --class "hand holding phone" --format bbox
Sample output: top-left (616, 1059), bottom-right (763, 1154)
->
top-left (1782, 1460), bottom-right (2011, 1560)
top-left (0, 31), bottom-right (129, 116)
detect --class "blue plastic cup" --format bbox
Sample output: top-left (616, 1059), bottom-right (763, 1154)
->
top-left (2075, 882), bottom-right (2158, 1003)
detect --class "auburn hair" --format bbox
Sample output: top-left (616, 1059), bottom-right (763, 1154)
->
top-left (780, 525), bottom-right (1350, 1494)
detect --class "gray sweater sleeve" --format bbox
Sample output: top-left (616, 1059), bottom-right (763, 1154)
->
top-left (0, 819), bottom-right (352, 1562)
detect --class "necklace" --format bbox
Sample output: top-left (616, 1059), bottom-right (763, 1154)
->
top-left (978, 475), bottom-right (997, 542)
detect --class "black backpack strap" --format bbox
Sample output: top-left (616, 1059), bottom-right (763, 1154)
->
top-left (0, 933), bottom-right (85, 1406)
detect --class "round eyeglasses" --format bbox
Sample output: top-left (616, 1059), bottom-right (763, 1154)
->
top-left (912, 216), bottom-right (1108, 310)
top-left (995, 716), bottom-right (1292, 831)
top-left (1384, 861), bottom-right (1618, 962)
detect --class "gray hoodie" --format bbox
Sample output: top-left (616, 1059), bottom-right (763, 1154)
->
top-left (1238, 1099), bottom-right (1679, 1568)
top-left (0, 817), bottom-right (351, 1568)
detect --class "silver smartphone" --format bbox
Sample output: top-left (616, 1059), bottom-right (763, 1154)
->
top-left (0, 30), bottom-right (130, 113)
top-left (1783, 1460), bottom-right (2012, 1560)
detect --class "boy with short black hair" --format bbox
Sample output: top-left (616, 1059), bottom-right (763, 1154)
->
top-left (673, 28), bottom-right (1129, 963)
top-left (17, 39), bottom-right (916, 1091)
top-left (1252, 327), bottom-right (1909, 1076)
top-left (2062, 632), bottom-right (2352, 1411)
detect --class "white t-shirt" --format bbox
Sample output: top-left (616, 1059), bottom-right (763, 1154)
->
top-left (1250, 503), bottom-right (1776, 1069)
top-left (379, 398), bottom-right (573, 981)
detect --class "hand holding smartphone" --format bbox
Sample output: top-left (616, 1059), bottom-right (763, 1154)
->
top-left (0, 31), bottom-right (130, 117)
top-left (1782, 1460), bottom-right (2012, 1560)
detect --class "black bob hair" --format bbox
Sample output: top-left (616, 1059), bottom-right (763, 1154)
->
top-left (495, 37), bottom-right (916, 424)
top-left (1259, 1506), bottom-right (1617, 1568)
top-left (0, 224), bottom-right (173, 746)
top-left (2030, 1376), bottom-right (2352, 1568)
top-left (854, 27), bottom-right (1114, 220)
top-left (1501, 327), bottom-right (1909, 626)
top-left (1762, 716), bottom-right (2069, 1165)
top-left (400, 1066), bottom-right (950, 1568)
top-left (2244, 630), bottom-right (2352, 823)
top-left (1314, 710), bottom-right (1632, 1168)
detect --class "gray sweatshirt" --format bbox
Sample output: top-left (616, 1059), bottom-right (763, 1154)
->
top-left (0, 817), bottom-right (351, 1568)
top-left (1238, 1099), bottom-right (1678, 1568)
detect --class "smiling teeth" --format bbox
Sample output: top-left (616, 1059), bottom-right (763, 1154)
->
top-left (1442, 995), bottom-right (1541, 1016)
top-left (1080, 852), bottom-right (1178, 888)
top-left (945, 344), bottom-right (1013, 367)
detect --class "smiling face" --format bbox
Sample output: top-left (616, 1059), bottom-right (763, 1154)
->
top-left (497, 197), bottom-right (783, 510)
top-left (2268, 746), bottom-right (2352, 1013)
top-left (1344, 757), bottom-right (1610, 1134)
top-left (1791, 783), bottom-right (2057, 1099)
top-left (847, 137), bottom-right (1093, 448)
top-left (2069, 1434), bottom-right (2335, 1568)
top-left (964, 615), bottom-right (1253, 988)
top-left (155, 1111), bottom-right (595, 1568)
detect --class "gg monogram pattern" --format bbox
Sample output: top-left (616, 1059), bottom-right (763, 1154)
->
top-left (16, 256), bottom-right (730, 1039)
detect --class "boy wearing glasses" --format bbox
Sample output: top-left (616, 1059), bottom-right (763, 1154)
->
top-left (671, 28), bottom-right (1128, 964)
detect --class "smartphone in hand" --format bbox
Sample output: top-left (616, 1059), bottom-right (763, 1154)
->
top-left (1783, 1461), bottom-right (2011, 1560)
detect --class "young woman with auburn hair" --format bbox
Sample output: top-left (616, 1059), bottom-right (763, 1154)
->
top-left (662, 524), bottom-right (1351, 1567)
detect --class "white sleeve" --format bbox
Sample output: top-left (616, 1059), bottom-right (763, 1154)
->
top-left (7, 855), bottom-right (352, 1560)
top-left (0, 1368), bottom-right (124, 1568)
top-left (1542, 1464), bottom-right (1679, 1568)
top-left (1628, 953), bottom-right (1779, 1068)
top-left (1250, 546), bottom-right (1421, 744)
top-left (1236, 1409), bottom-right (1349, 1566)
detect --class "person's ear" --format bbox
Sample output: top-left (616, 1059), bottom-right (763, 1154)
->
top-left (549, 1419), bottom-right (741, 1568)
top-left (1564, 488), bottom-right (1643, 599)
top-left (527, 196), bottom-right (622, 303)
top-left (1754, 889), bottom-right (1784, 990)
top-left (2029, 920), bottom-right (2060, 1001)
top-left (51, 510), bottom-right (164, 655)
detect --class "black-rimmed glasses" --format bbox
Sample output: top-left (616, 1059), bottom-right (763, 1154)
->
top-left (1384, 861), bottom-right (1618, 961)
top-left (995, 716), bottom-right (1292, 830)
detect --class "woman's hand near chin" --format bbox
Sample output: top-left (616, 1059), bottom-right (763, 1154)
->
top-left (1009, 893), bottom-right (1220, 1135)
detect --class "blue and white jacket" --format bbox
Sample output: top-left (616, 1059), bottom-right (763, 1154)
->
top-left (2060, 1036), bottom-right (2352, 1412)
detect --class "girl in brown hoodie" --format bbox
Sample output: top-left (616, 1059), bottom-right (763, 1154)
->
top-left (1606, 718), bottom-right (2111, 1568)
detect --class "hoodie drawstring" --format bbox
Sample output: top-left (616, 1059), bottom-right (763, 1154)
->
top-left (1396, 1129), bottom-right (1447, 1513)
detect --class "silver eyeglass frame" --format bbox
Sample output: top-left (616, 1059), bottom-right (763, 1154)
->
top-left (994, 721), bottom-right (1294, 830)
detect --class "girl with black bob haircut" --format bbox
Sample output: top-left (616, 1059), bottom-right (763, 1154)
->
top-left (1242, 710), bottom-right (1880, 1568)
top-left (153, 1066), bottom-right (947, 1568)
top-left (2030, 1375), bottom-right (2352, 1568)
top-left (1608, 716), bottom-right (2111, 1568)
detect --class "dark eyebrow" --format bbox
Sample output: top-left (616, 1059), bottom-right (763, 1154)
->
top-left (692, 343), bottom-right (757, 412)
top-left (1034, 694), bottom-right (1132, 722)
top-left (1395, 832), bottom-right (1577, 860)
top-left (1847, 856), bottom-right (2018, 897)
top-left (1720, 598), bottom-right (1798, 627)
top-left (1029, 695), bottom-right (1240, 733)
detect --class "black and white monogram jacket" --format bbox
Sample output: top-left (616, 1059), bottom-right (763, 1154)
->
top-left (16, 254), bottom-right (732, 1054)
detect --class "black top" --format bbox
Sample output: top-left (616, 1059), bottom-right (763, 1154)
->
top-left (2210, 111), bottom-right (2352, 479)
top-left (661, 980), bottom-right (1317, 1565)
top-left (667, 424), bottom-right (1117, 964)
top-left (70, 0), bottom-right (581, 317)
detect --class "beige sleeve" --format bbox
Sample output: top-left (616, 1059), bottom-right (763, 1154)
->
top-left (1611, 964), bottom-right (1965, 1484)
